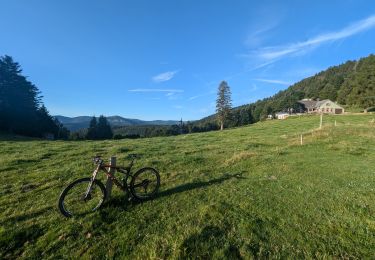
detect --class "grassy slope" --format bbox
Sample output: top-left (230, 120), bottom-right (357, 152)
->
top-left (1, 114), bottom-right (375, 259)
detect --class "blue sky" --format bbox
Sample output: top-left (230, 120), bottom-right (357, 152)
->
top-left (1, 0), bottom-right (375, 120)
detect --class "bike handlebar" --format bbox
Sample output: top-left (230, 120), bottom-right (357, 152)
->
top-left (93, 155), bottom-right (103, 164)
top-left (92, 154), bottom-right (139, 165)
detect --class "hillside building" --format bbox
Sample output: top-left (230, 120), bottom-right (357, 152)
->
top-left (297, 99), bottom-right (344, 114)
top-left (275, 112), bottom-right (290, 120)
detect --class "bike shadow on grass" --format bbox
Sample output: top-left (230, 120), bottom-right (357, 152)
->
top-left (103, 172), bottom-right (246, 213)
top-left (156, 172), bottom-right (246, 199)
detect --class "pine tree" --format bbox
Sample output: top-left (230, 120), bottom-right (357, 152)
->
top-left (96, 115), bottom-right (113, 139)
top-left (53, 118), bottom-right (70, 139)
top-left (216, 81), bottom-right (232, 130)
top-left (86, 117), bottom-right (97, 140)
top-left (36, 105), bottom-right (58, 137)
top-left (0, 55), bottom-right (63, 137)
top-left (0, 56), bottom-right (39, 134)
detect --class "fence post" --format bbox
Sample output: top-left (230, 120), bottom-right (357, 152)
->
top-left (320, 113), bottom-right (323, 129)
top-left (106, 156), bottom-right (116, 199)
top-left (300, 134), bottom-right (303, 145)
top-left (334, 120), bottom-right (337, 127)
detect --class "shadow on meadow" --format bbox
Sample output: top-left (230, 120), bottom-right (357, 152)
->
top-left (104, 173), bottom-right (246, 214)
top-left (0, 224), bottom-right (44, 258)
top-left (0, 206), bottom-right (53, 226)
top-left (179, 225), bottom-right (242, 259)
top-left (156, 172), bottom-right (246, 199)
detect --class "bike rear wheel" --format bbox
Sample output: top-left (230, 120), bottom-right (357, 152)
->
top-left (130, 167), bottom-right (160, 200)
top-left (58, 177), bottom-right (106, 217)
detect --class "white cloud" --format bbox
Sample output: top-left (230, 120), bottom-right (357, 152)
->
top-left (188, 94), bottom-right (208, 101)
top-left (247, 14), bottom-right (375, 67)
top-left (188, 95), bottom-right (200, 101)
top-left (152, 70), bottom-right (179, 82)
top-left (244, 22), bottom-right (280, 48)
top-left (244, 4), bottom-right (285, 48)
top-left (173, 105), bottom-right (183, 109)
top-left (188, 90), bottom-right (216, 101)
top-left (165, 92), bottom-right (181, 100)
top-left (128, 89), bottom-right (183, 93)
top-left (254, 78), bottom-right (291, 85)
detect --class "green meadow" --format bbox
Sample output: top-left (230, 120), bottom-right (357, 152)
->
top-left (1, 114), bottom-right (375, 259)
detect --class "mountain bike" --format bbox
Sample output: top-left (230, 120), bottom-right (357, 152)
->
top-left (58, 154), bottom-right (160, 217)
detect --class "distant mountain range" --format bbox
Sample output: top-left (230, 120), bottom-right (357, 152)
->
top-left (54, 115), bottom-right (180, 131)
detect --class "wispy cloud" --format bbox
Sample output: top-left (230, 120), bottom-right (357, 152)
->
top-left (247, 14), bottom-right (375, 68)
top-left (244, 4), bottom-right (285, 48)
top-left (244, 21), bottom-right (280, 48)
top-left (146, 97), bottom-right (161, 100)
top-left (187, 90), bottom-right (216, 101)
top-left (128, 89), bottom-right (183, 93)
top-left (152, 70), bottom-right (179, 82)
top-left (165, 91), bottom-right (182, 100)
top-left (188, 94), bottom-right (205, 101)
top-left (254, 78), bottom-right (291, 85)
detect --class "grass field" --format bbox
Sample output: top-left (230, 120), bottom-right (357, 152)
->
top-left (1, 114), bottom-right (375, 259)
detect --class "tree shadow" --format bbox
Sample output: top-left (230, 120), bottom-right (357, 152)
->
top-left (0, 206), bottom-right (53, 226)
top-left (179, 225), bottom-right (242, 259)
top-left (0, 224), bottom-right (44, 257)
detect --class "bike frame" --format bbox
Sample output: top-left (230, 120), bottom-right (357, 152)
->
top-left (85, 159), bottom-right (135, 198)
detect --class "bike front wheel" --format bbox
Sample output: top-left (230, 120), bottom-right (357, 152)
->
top-left (58, 177), bottom-right (107, 217)
top-left (130, 167), bottom-right (160, 200)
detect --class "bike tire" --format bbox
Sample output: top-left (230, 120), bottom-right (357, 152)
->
top-left (58, 177), bottom-right (107, 217)
top-left (130, 167), bottom-right (160, 200)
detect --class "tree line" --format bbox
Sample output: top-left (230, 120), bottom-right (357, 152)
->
top-left (112, 121), bottom-right (219, 139)
top-left (70, 116), bottom-right (113, 140)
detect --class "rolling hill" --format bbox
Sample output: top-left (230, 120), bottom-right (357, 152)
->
top-left (54, 115), bottom-right (180, 131)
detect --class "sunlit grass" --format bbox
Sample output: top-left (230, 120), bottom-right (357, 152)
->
top-left (1, 114), bottom-right (374, 258)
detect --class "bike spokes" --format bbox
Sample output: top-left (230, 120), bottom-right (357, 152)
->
top-left (131, 169), bottom-right (159, 199)
top-left (62, 181), bottom-right (104, 216)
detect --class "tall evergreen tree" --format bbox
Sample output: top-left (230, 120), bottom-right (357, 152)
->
top-left (96, 115), bottom-right (113, 139)
top-left (216, 81), bottom-right (232, 130)
top-left (86, 117), bottom-right (98, 140)
top-left (0, 55), bottom-right (65, 137)
top-left (53, 118), bottom-right (70, 139)
top-left (36, 105), bottom-right (58, 136)
top-left (0, 55), bottom-right (40, 135)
